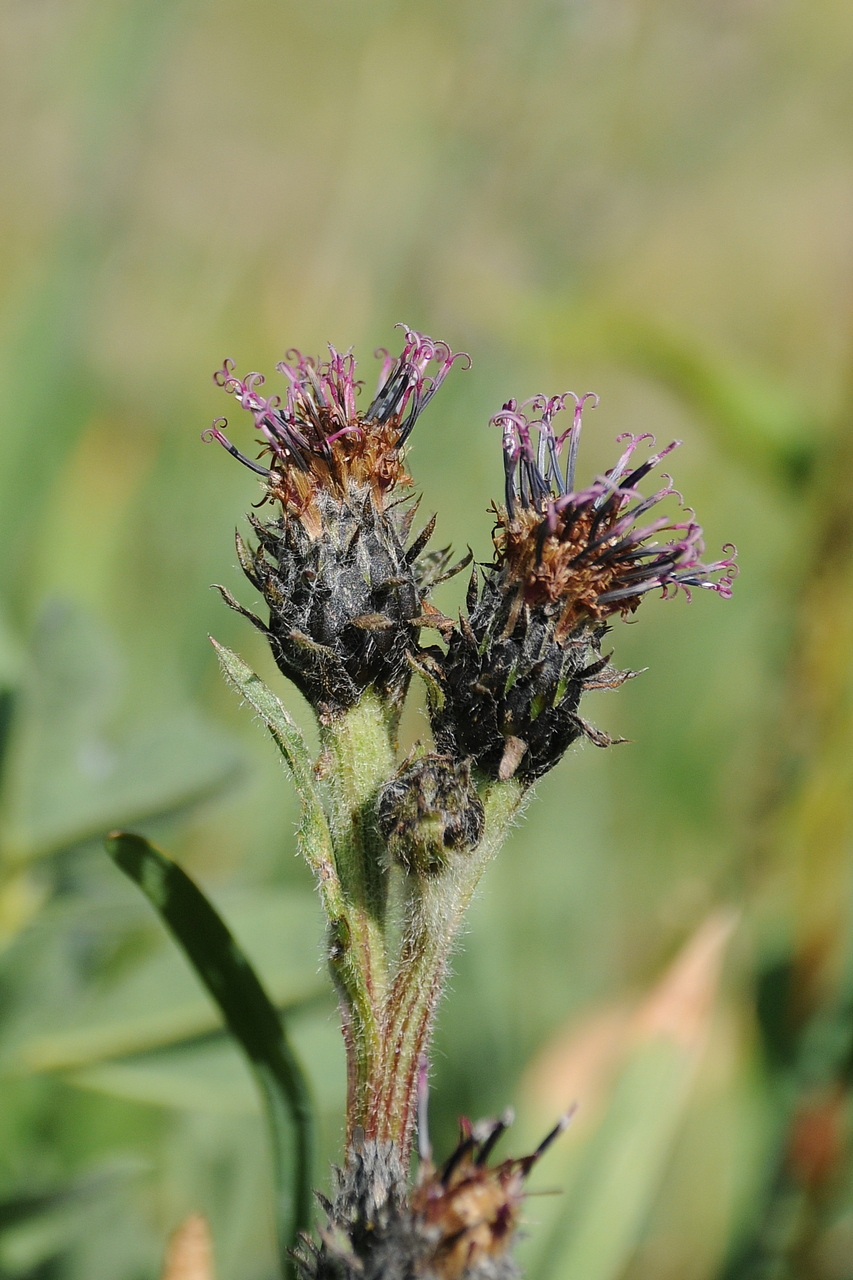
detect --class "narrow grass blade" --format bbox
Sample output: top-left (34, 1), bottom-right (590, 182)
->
top-left (105, 831), bottom-right (313, 1280)
top-left (529, 912), bottom-right (736, 1280)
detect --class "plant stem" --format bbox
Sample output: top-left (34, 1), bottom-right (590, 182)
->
top-left (369, 777), bottom-right (524, 1155)
top-left (320, 691), bottom-right (397, 1138)
top-left (309, 690), bottom-right (524, 1153)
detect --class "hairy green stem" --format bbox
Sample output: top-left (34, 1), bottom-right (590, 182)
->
top-left (320, 692), bottom-right (397, 1137)
top-left (218, 645), bottom-right (526, 1153)
top-left (369, 777), bottom-right (524, 1153)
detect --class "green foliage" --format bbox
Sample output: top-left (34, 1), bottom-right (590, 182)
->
top-left (2, 605), bottom-right (239, 862)
top-left (2, 884), bottom-right (325, 1073)
top-left (211, 642), bottom-right (337, 900)
top-left (106, 832), bottom-right (314, 1278)
top-left (1, 1), bottom-right (852, 1278)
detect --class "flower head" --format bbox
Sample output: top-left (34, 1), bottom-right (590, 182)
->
top-left (296, 1066), bottom-right (571, 1280)
top-left (431, 391), bottom-right (737, 782)
top-left (377, 753), bottom-right (485, 877)
top-left (494, 393), bottom-right (736, 628)
top-left (204, 324), bottom-right (470, 528)
top-left (206, 327), bottom-right (470, 719)
top-left (408, 1108), bottom-right (570, 1280)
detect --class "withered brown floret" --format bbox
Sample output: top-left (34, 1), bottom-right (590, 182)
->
top-left (294, 1108), bottom-right (570, 1280)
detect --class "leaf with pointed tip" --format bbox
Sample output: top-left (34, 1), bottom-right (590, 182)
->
top-left (213, 584), bottom-right (269, 634)
top-left (210, 641), bottom-right (342, 913)
top-left (404, 513), bottom-right (437, 564)
top-left (105, 831), bottom-right (313, 1280)
top-left (428, 549), bottom-right (474, 590)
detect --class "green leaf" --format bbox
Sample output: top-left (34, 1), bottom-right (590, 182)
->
top-left (2, 887), bottom-right (325, 1072)
top-left (0, 1161), bottom-right (144, 1277)
top-left (106, 831), bottom-right (314, 1280)
top-left (0, 603), bottom-right (242, 862)
top-left (0, 607), bottom-right (22, 692)
top-left (67, 1003), bottom-right (346, 1119)
top-left (211, 640), bottom-right (343, 912)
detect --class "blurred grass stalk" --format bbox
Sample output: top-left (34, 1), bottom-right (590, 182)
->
top-left (606, 326), bottom-right (853, 1277)
top-left (0, 0), bottom-right (191, 609)
top-left (724, 360), bottom-right (853, 1275)
top-left (105, 832), bottom-right (314, 1279)
top-left (527, 913), bottom-right (736, 1280)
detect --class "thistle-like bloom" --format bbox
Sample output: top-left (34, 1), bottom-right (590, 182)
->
top-left (494, 394), bottom-right (736, 616)
top-left (296, 1066), bottom-right (570, 1280)
top-left (205, 327), bottom-right (470, 718)
top-left (205, 325), bottom-right (470, 523)
top-left (432, 393), bottom-right (737, 782)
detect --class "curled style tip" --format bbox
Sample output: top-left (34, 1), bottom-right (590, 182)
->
top-left (209, 325), bottom-right (469, 502)
top-left (202, 421), bottom-right (270, 476)
top-left (494, 397), bottom-right (736, 615)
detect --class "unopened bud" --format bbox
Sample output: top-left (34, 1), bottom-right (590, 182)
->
top-left (376, 755), bottom-right (484, 877)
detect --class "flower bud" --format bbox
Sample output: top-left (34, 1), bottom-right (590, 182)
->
top-left (433, 578), bottom-right (623, 784)
top-left (376, 754), bottom-right (485, 876)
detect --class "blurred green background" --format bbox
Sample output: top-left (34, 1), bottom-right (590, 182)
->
top-left (1, 1), bottom-right (852, 1278)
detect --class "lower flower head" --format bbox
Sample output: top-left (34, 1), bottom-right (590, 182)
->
top-left (296, 1069), bottom-right (571, 1280)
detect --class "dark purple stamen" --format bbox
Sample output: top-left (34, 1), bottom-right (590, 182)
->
top-left (519, 1108), bottom-right (577, 1174)
top-left (201, 423), bottom-right (270, 477)
top-left (206, 326), bottom-right (469, 477)
top-left (474, 1109), bottom-right (515, 1166)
